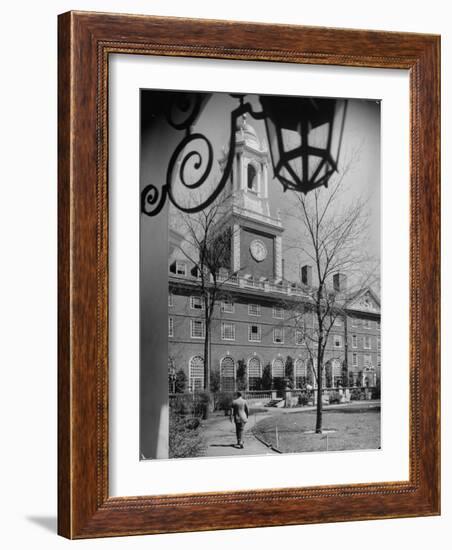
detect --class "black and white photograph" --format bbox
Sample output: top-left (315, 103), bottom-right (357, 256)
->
top-left (140, 90), bottom-right (381, 460)
top-left (1, 0), bottom-right (444, 546)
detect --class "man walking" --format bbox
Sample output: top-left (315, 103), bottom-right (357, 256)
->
top-left (230, 391), bottom-right (249, 449)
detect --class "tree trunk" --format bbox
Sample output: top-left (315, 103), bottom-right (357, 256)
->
top-left (343, 313), bottom-right (348, 385)
top-left (204, 319), bottom-right (210, 392)
top-left (315, 342), bottom-right (324, 433)
top-left (203, 317), bottom-right (210, 419)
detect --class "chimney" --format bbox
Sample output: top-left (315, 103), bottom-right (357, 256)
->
top-left (333, 273), bottom-right (347, 292)
top-left (301, 265), bottom-right (312, 286)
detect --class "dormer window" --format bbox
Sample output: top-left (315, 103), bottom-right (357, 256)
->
top-left (190, 295), bottom-right (204, 310)
top-left (175, 261), bottom-right (186, 276)
top-left (247, 164), bottom-right (258, 193)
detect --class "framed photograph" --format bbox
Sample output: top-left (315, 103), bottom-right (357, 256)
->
top-left (58, 11), bottom-right (440, 539)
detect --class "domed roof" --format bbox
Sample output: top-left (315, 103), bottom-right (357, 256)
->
top-left (236, 115), bottom-right (261, 149)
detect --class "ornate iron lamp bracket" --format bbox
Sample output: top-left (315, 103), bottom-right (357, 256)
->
top-left (141, 95), bottom-right (265, 217)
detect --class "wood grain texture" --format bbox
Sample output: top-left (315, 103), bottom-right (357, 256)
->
top-left (57, 10), bottom-right (440, 539)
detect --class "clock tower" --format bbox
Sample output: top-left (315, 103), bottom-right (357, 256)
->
top-left (218, 115), bottom-right (284, 280)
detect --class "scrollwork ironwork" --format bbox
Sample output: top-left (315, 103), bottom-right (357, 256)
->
top-left (164, 93), bottom-right (205, 131)
top-left (141, 95), bottom-right (266, 217)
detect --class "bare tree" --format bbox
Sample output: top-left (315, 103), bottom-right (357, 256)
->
top-left (286, 156), bottom-right (378, 433)
top-left (170, 194), bottom-right (242, 396)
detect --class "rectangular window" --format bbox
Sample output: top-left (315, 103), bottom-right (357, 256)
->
top-left (248, 324), bottom-right (261, 342)
top-left (168, 292), bottom-right (173, 307)
top-left (272, 306), bottom-right (284, 319)
top-left (364, 354), bottom-right (372, 367)
top-left (248, 303), bottom-right (261, 316)
top-left (221, 300), bottom-right (234, 313)
top-left (333, 317), bottom-right (343, 326)
top-left (295, 329), bottom-right (305, 345)
top-left (190, 319), bottom-right (205, 339)
top-left (190, 295), bottom-right (204, 310)
top-left (333, 335), bottom-right (343, 348)
top-left (351, 317), bottom-right (359, 327)
top-left (168, 317), bottom-right (174, 337)
top-left (376, 320), bottom-right (381, 331)
top-left (175, 261), bottom-right (186, 276)
top-left (352, 353), bottom-right (358, 366)
top-left (377, 337), bottom-right (381, 351)
top-left (273, 327), bottom-right (284, 344)
top-left (364, 335), bottom-right (372, 349)
top-left (363, 318), bottom-right (371, 329)
top-left (352, 334), bottom-right (358, 348)
top-left (221, 322), bottom-right (235, 341)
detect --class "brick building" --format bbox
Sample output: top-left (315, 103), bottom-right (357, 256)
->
top-left (168, 118), bottom-right (380, 393)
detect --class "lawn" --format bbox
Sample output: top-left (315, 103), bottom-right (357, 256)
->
top-left (253, 405), bottom-right (381, 453)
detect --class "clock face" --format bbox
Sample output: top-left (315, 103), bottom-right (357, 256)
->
top-left (250, 239), bottom-right (267, 262)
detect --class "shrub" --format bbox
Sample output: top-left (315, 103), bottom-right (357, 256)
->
top-left (216, 391), bottom-right (233, 414)
top-left (356, 371), bottom-right (363, 387)
top-left (170, 393), bottom-right (194, 416)
top-left (298, 391), bottom-right (310, 406)
top-left (262, 364), bottom-right (272, 390)
top-left (174, 369), bottom-right (187, 394)
top-left (329, 390), bottom-right (341, 404)
top-left (236, 359), bottom-right (247, 391)
top-left (273, 377), bottom-right (287, 396)
top-left (325, 367), bottom-right (332, 389)
top-left (210, 371), bottom-right (221, 394)
top-left (169, 410), bottom-right (204, 459)
top-left (184, 418), bottom-right (200, 430)
top-left (170, 392), bottom-right (211, 418)
top-left (372, 378), bottom-right (381, 399)
top-left (285, 356), bottom-right (294, 388)
top-left (194, 391), bottom-right (211, 419)
top-left (350, 388), bottom-right (364, 401)
top-left (251, 377), bottom-right (263, 391)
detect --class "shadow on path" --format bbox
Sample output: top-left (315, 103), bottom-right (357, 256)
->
top-left (201, 413), bottom-right (276, 457)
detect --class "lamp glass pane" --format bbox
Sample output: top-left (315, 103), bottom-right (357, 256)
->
top-left (288, 157), bottom-right (303, 183)
top-left (307, 121), bottom-right (330, 179)
top-left (282, 127), bottom-right (302, 184)
top-left (264, 117), bottom-right (279, 172)
top-left (330, 100), bottom-right (347, 168)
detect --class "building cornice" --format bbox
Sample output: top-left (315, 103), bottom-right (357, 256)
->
top-left (169, 274), bottom-right (381, 320)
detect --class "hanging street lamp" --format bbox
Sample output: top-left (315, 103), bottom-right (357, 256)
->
top-left (141, 92), bottom-right (348, 217)
top-left (259, 96), bottom-right (348, 194)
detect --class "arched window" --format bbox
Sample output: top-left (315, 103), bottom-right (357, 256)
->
top-left (294, 358), bottom-right (307, 388)
top-left (272, 357), bottom-right (285, 379)
top-left (220, 357), bottom-right (235, 392)
top-left (189, 356), bottom-right (204, 392)
top-left (247, 163), bottom-right (258, 192)
top-left (248, 356), bottom-right (262, 390)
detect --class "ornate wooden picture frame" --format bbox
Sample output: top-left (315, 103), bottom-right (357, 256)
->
top-left (58, 11), bottom-right (440, 539)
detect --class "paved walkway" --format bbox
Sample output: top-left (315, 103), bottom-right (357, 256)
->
top-left (201, 412), bottom-right (276, 457)
top-left (201, 400), bottom-right (380, 457)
